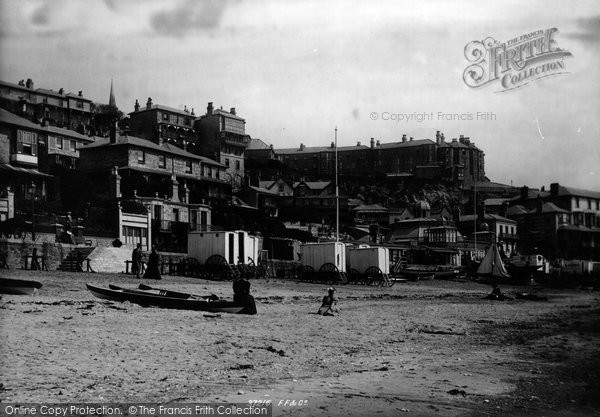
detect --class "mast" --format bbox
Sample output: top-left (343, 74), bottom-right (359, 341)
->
top-left (335, 127), bottom-right (339, 242)
top-left (473, 180), bottom-right (477, 261)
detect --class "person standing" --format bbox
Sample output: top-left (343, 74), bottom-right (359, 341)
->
top-left (132, 244), bottom-right (143, 278)
top-left (143, 247), bottom-right (161, 280)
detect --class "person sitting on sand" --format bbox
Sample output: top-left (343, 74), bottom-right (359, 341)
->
top-left (318, 287), bottom-right (339, 316)
top-left (233, 276), bottom-right (257, 315)
top-left (484, 284), bottom-right (510, 301)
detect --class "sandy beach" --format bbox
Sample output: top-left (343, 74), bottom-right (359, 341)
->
top-left (1, 270), bottom-right (599, 417)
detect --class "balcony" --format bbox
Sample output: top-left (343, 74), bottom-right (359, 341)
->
top-left (11, 154), bottom-right (38, 165)
top-left (498, 232), bottom-right (519, 240)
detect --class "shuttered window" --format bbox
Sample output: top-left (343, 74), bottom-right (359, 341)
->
top-left (17, 130), bottom-right (38, 155)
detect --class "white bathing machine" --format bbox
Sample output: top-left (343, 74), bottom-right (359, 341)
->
top-left (188, 230), bottom-right (260, 264)
top-left (347, 246), bottom-right (390, 274)
top-left (300, 241), bottom-right (347, 273)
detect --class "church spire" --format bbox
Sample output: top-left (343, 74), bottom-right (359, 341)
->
top-left (109, 78), bottom-right (116, 107)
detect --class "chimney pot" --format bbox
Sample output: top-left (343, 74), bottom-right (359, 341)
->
top-left (230, 107), bottom-right (236, 115)
top-left (146, 97), bottom-right (152, 110)
top-left (370, 138), bottom-right (375, 148)
top-left (207, 102), bottom-right (214, 115)
top-left (300, 143), bottom-right (305, 151)
top-left (331, 142), bottom-right (335, 148)
top-left (409, 136), bottom-right (413, 141)
top-left (134, 99), bottom-right (140, 112)
top-left (402, 134), bottom-right (407, 143)
top-left (376, 140), bottom-right (381, 147)
top-left (440, 133), bottom-right (445, 142)
top-left (357, 141), bottom-right (361, 146)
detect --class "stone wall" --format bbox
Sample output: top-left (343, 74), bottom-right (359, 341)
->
top-left (0, 238), bottom-right (77, 270)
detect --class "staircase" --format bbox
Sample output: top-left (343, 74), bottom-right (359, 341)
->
top-left (58, 247), bottom-right (96, 272)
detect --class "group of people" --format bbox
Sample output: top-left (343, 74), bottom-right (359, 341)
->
top-left (131, 244), bottom-right (161, 279)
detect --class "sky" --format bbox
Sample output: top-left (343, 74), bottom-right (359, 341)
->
top-left (1, 0), bottom-right (599, 190)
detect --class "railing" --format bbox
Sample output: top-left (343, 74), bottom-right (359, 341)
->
top-left (498, 233), bottom-right (519, 240)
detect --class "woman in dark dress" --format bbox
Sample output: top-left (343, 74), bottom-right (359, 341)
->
top-left (143, 247), bottom-right (161, 280)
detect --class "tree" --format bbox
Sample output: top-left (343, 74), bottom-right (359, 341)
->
top-left (91, 103), bottom-right (124, 136)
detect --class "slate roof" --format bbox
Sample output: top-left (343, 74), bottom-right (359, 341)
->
top-left (0, 109), bottom-right (94, 142)
top-left (83, 135), bottom-right (225, 167)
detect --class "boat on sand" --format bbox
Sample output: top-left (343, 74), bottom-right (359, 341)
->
top-left (86, 283), bottom-right (255, 314)
top-left (0, 278), bottom-right (43, 295)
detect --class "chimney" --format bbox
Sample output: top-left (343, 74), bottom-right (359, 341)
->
top-left (78, 90), bottom-right (83, 97)
top-left (376, 140), bottom-right (381, 147)
top-left (536, 194), bottom-right (543, 213)
top-left (370, 138), bottom-right (375, 148)
top-left (134, 99), bottom-right (140, 112)
top-left (409, 136), bottom-right (413, 141)
top-left (402, 134), bottom-right (407, 143)
top-left (170, 174), bottom-right (180, 203)
top-left (550, 183), bottom-right (559, 196)
top-left (110, 166), bottom-right (121, 199)
top-left (440, 133), bottom-right (445, 143)
top-left (59, 88), bottom-right (64, 95)
top-left (191, 108), bottom-right (195, 116)
top-left (501, 201), bottom-right (509, 218)
top-left (230, 107), bottom-right (236, 115)
top-left (464, 136), bottom-right (470, 145)
top-left (356, 141), bottom-right (361, 146)
top-left (436, 130), bottom-right (441, 144)
top-left (109, 120), bottom-right (117, 144)
top-left (207, 102), bottom-right (214, 115)
top-left (452, 138), bottom-right (458, 143)
top-left (330, 142), bottom-right (335, 148)
top-left (520, 186), bottom-right (529, 200)
top-left (299, 143), bottom-right (305, 151)
top-left (26, 79), bottom-right (34, 89)
top-left (146, 97), bottom-right (153, 110)
top-left (459, 134), bottom-right (465, 144)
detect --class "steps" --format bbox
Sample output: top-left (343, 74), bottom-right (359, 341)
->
top-left (58, 247), bottom-right (96, 272)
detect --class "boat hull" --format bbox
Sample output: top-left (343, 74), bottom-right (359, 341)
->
top-left (86, 284), bottom-right (253, 314)
top-left (0, 278), bottom-right (43, 295)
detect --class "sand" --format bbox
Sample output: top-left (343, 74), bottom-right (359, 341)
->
top-left (1, 270), bottom-right (599, 417)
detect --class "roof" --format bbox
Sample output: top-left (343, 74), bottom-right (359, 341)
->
top-left (211, 108), bottom-right (245, 121)
top-left (0, 108), bottom-right (42, 130)
top-left (484, 198), bottom-right (510, 206)
top-left (129, 104), bottom-right (197, 117)
top-left (0, 163), bottom-right (52, 177)
top-left (353, 204), bottom-right (388, 212)
top-left (376, 139), bottom-right (436, 149)
top-left (83, 135), bottom-right (225, 166)
top-left (247, 185), bottom-right (279, 195)
top-left (0, 109), bottom-right (96, 142)
top-left (459, 213), bottom-right (517, 223)
top-left (529, 202), bottom-right (570, 214)
top-left (247, 138), bottom-right (271, 150)
top-left (551, 184), bottom-right (600, 200)
top-left (506, 205), bottom-right (529, 216)
top-left (293, 181), bottom-right (331, 190)
top-left (258, 180), bottom-right (276, 189)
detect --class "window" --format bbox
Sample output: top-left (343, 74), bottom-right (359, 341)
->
top-left (69, 140), bottom-right (76, 152)
top-left (76, 100), bottom-right (83, 109)
top-left (575, 197), bottom-right (580, 208)
top-left (162, 112), bottom-right (169, 121)
top-left (137, 150), bottom-right (145, 164)
top-left (207, 167), bottom-right (212, 177)
top-left (278, 184), bottom-right (285, 193)
top-left (225, 158), bottom-right (230, 167)
top-left (235, 160), bottom-right (240, 170)
top-left (158, 155), bottom-right (166, 168)
top-left (56, 136), bottom-right (63, 150)
top-left (17, 130), bottom-right (38, 155)
top-left (185, 160), bottom-right (192, 173)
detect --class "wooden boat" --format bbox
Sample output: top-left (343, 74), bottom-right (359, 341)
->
top-left (86, 283), bottom-right (255, 314)
top-left (0, 278), bottom-right (43, 295)
top-left (476, 243), bottom-right (511, 283)
top-left (108, 283), bottom-right (219, 301)
top-left (397, 265), bottom-right (460, 281)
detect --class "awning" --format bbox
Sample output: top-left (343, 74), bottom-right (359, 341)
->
top-left (0, 164), bottom-right (53, 177)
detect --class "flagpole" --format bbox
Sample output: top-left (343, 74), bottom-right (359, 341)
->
top-left (335, 127), bottom-right (339, 242)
